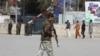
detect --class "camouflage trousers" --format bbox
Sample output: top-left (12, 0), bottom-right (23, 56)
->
top-left (37, 41), bottom-right (54, 56)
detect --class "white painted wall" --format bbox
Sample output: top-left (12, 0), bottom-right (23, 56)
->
top-left (59, 11), bottom-right (85, 24)
top-left (0, 15), bottom-right (10, 23)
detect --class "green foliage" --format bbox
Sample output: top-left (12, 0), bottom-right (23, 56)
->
top-left (24, 0), bottom-right (52, 15)
top-left (38, 0), bottom-right (51, 11)
top-left (25, 0), bottom-right (41, 15)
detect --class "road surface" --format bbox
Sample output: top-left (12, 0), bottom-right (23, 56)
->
top-left (0, 35), bottom-right (100, 56)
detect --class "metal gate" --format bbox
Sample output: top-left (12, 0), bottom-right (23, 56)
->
top-left (33, 17), bottom-right (46, 34)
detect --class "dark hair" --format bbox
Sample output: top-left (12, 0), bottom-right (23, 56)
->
top-left (67, 20), bottom-right (69, 22)
top-left (76, 20), bottom-right (79, 23)
top-left (90, 20), bottom-right (92, 23)
top-left (47, 13), bottom-right (54, 18)
top-left (82, 20), bottom-right (85, 22)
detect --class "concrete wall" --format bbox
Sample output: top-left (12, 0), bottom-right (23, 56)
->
top-left (0, 15), bottom-right (10, 23)
top-left (58, 12), bottom-right (85, 24)
top-left (0, 23), bottom-right (100, 38)
top-left (0, 23), bottom-right (25, 35)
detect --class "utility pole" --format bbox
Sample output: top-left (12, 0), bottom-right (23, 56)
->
top-left (15, 0), bottom-right (21, 23)
top-left (76, 0), bottom-right (79, 11)
top-left (15, 0), bottom-right (18, 23)
top-left (77, 0), bottom-right (79, 11)
top-left (63, 0), bottom-right (65, 24)
top-left (70, 0), bottom-right (72, 10)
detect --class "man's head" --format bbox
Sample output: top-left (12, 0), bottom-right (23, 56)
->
top-left (82, 20), bottom-right (85, 23)
top-left (90, 20), bottom-right (92, 23)
top-left (9, 20), bottom-right (12, 24)
top-left (67, 20), bottom-right (69, 22)
top-left (76, 20), bottom-right (79, 23)
top-left (47, 13), bottom-right (54, 20)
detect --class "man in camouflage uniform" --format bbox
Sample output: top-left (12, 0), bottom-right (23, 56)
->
top-left (8, 21), bottom-right (13, 34)
top-left (16, 22), bottom-right (21, 35)
top-left (37, 13), bottom-right (59, 56)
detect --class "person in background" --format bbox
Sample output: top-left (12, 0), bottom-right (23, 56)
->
top-left (74, 20), bottom-right (81, 39)
top-left (89, 20), bottom-right (93, 38)
top-left (16, 22), bottom-right (21, 35)
top-left (29, 22), bottom-right (33, 35)
top-left (24, 22), bottom-right (29, 35)
top-left (65, 20), bottom-right (71, 38)
top-left (8, 21), bottom-right (13, 34)
top-left (81, 20), bottom-right (86, 39)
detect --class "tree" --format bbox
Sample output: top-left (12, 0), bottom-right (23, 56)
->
top-left (79, 0), bottom-right (85, 11)
top-left (22, 0), bottom-right (52, 15)
top-left (24, 0), bottom-right (40, 15)
top-left (0, 0), bottom-right (7, 9)
top-left (38, 0), bottom-right (51, 11)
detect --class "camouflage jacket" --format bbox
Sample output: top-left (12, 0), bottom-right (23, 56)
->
top-left (41, 19), bottom-right (54, 41)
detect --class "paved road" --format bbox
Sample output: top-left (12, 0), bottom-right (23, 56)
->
top-left (0, 35), bottom-right (100, 56)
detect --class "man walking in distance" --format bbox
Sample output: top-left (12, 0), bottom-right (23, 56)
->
top-left (8, 21), bottom-right (13, 34)
top-left (37, 13), bottom-right (59, 56)
top-left (89, 20), bottom-right (93, 38)
top-left (16, 21), bottom-right (21, 35)
top-left (74, 21), bottom-right (81, 39)
top-left (65, 20), bottom-right (71, 38)
top-left (81, 20), bottom-right (86, 39)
